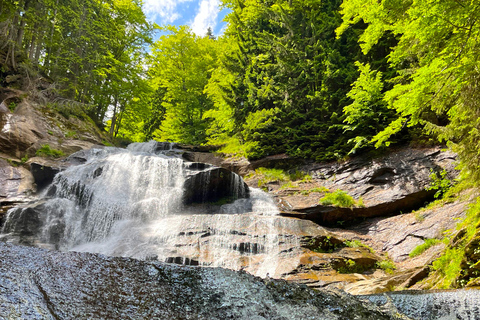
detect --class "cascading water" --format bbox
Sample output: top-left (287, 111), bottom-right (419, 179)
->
top-left (1, 142), bottom-right (299, 278)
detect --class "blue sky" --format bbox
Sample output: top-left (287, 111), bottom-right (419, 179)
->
top-left (143, 0), bottom-right (230, 37)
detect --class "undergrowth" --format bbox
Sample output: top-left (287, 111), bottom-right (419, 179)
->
top-left (426, 196), bottom-right (480, 289)
top-left (36, 144), bottom-right (65, 158)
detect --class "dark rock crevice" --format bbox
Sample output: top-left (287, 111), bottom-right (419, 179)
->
top-left (32, 272), bottom-right (62, 320)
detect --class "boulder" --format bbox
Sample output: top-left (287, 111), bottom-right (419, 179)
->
top-left (183, 165), bottom-right (249, 204)
top-left (28, 157), bottom-right (69, 189)
top-left (0, 242), bottom-right (409, 320)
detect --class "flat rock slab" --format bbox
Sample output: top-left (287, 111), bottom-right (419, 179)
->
top-left (0, 243), bottom-right (408, 320)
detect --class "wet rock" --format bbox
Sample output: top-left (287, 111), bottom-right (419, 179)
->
top-left (325, 195), bottom-right (470, 294)
top-left (278, 147), bottom-right (457, 225)
top-left (1, 203), bottom-right (45, 242)
top-left (0, 242), bottom-right (410, 320)
top-left (183, 166), bottom-right (249, 204)
top-left (28, 156), bottom-right (69, 189)
top-left (345, 268), bottom-right (427, 295)
top-left (363, 289), bottom-right (480, 320)
top-left (283, 247), bottom-right (382, 290)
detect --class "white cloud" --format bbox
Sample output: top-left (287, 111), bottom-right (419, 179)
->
top-left (143, 0), bottom-right (194, 24)
top-left (190, 0), bottom-right (220, 36)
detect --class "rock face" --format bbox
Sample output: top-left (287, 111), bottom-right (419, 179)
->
top-left (0, 159), bottom-right (35, 205)
top-left (277, 147), bottom-right (457, 226)
top-left (0, 97), bottom-right (104, 160)
top-left (0, 101), bottom-right (48, 158)
top-left (0, 242), bottom-right (409, 320)
top-left (333, 195), bottom-right (470, 295)
top-left (0, 159), bottom-right (35, 224)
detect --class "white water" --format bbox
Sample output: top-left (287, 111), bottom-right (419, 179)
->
top-left (2, 143), bottom-right (299, 278)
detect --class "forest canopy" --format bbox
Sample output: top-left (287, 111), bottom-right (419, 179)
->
top-left (2, 0), bottom-right (480, 182)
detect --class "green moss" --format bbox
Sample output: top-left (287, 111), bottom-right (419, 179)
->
top-left (279, 181), bottom-right (297, 190)
top-left (376, 258), bottom-right (396, 274)
top-left (409, 238), bottom-right (442, 258)
top-left (65, 130), bottom-right (77, 138)
top-left (8, 102), bottom-right (17, 112)
top-left (36, 144), bottom-right (65, 158)
top-left (298, 186), bottom-right (330, 196)
top-left (306, 236), bottom-right (344, 253)
top-left (320, 190), bottom-right (356, 208)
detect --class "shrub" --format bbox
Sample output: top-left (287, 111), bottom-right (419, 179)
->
top-left (36, 144), bottom-right (65, 158)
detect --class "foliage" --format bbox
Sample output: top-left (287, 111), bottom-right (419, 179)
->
top-left (35, 144), bottom-right (65, 158)
top-left (424, 197), bottom-right (480, 289)
top-left (338, 0), bottom-right (480, 186)
top-left (147, 25), bottom-right (219, 145)
top-left (201, 0), bottom-right (366, 160)
top-left (320, 190), bottom-right (357, 208)
top-left (0, 0), bottom-right (152, 136)
top-left (426, 169), bottom-right (453, 199)
top-left (409, 239), bottom-right (442, 258)
top-left (343, 62), bottom-right (394, 154)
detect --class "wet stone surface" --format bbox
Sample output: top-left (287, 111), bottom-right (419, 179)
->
top-left (0, 242), bottom-right (409, 320)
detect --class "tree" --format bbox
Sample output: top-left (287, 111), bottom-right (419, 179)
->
top-left (204, 0), bottom-right (362, 160)
top-left (206, 27), bottom-right (216, 40)
top-left (338, 0), bottom-right (480, 182)
top-left (148, 25), bottom-right (218, 145)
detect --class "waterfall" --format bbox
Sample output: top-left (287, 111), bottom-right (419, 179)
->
top-left (1, 143), bottom-right (299, 278)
